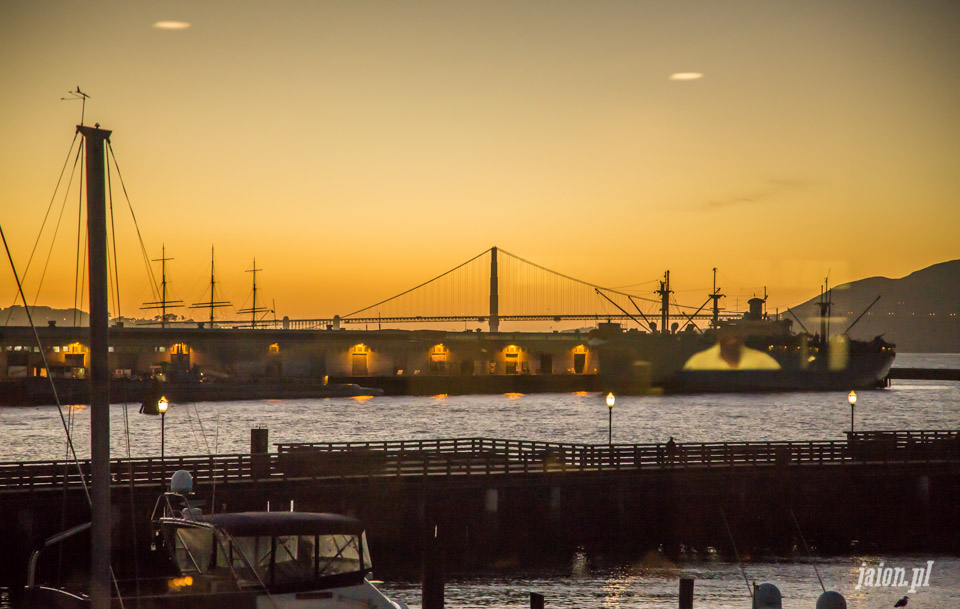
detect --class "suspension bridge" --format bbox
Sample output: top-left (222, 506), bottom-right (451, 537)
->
top-left (231, 247), bottom-right (744, 332)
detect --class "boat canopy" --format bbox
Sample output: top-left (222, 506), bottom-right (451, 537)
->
top-left (206, 512), bottom-right (364, 537)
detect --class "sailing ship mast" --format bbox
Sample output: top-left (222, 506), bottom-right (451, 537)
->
top-left (141, 244), bottom-right (183, 327)
top-left (189, 245), bottom-right (232, 327)
top-left (78, 123), bottom-right (112, 609)
top-left (237, 257), bottom-right (270, 328)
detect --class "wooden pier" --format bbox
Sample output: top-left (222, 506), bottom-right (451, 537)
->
top-left (2, 431), bottom-right (958, 603)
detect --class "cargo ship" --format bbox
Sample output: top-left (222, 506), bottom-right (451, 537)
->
top-left (592, 273), bottom-right (896, 394)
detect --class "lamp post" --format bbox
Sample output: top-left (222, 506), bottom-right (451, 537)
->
top-left (158, 395), bottom-right (169, 459)
top-left (605, 392), bottom-right (615, 445)
top-left (847, 390), bottom-right (857, 435)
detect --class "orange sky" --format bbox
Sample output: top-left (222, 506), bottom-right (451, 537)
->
top-left (1, 1), bottom-right (958, 327)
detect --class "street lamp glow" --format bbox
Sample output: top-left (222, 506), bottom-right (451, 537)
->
top-left (847, 391), bottom-right (857, 406)
top-left (158, 396), bottom-right (169, 413)
top-left (605, 392), bottom-right (615, 446)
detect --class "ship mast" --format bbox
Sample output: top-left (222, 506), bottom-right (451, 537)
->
top-left (141, 244), bottom-right (183, 327)
top-left (709, 267), bottom-right (725, 329)
top-left (189, 245), bottom-right (232, 327)
top-left (238, 258), bottom-right (270, 328)
top-left (817, 277), bottom-right (832, 343)
top-left (656, 270), bottom-right (672, 334)
top-left (78, 123), bottom-right (112, 609)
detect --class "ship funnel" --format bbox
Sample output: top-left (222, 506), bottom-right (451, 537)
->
top-left (747, 297), bottom-right (765, 321)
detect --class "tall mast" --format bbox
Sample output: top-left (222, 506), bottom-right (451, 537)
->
top-left (189, 245), bottom-right (231, 327)
top-left (709, 267), bottom-right (725, 329)
top-left (141, 244), bottom-right (182, 327)
top-left (817, 277), bottom-right (832, 343)
top-left (656, 270), bottom-right (672, 334)
top-left (238, 258), bottom-right (269, 328)
top-left (79, 123), bottom-right (111, 609)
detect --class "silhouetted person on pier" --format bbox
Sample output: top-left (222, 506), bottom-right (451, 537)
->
top-left (665, 436), bottom-right (677, 464)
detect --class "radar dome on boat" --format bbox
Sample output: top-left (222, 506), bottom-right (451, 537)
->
top-left (816, 591), bottom-right (847, 609)
top-left (754, 583), bottom-right (782, 609)
top-left (170, 470), bottom-right (193, 493)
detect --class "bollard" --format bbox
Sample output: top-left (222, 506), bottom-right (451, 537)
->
top-left (422, 525), bottom-right (444, 609)
top-left (679, 578), bottom-right (694, 609)
top-left (530, 592), bottom-right (545, 609)
top-left (251, 428), bottom-right (269, 479)
top-left (251, 427), bottom-right (269, 454)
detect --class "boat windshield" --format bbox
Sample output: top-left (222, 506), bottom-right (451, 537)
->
top-left (224, 532), bottom-right (372, 588)
top-left (170, 524), bottom-right (226, 575)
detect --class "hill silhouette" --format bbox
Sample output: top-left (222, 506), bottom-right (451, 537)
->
top-left (787, 260), bottom-right (959, 353)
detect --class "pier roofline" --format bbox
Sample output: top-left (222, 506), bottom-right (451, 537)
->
top-left (0, 325), bottom-right (600, 383)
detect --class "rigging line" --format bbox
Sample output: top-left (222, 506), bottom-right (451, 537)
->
top-left (790, 508), bottom-right (826, 593)
top-left (31, 141), bottom-right (84, 310)
top-left (497, 248), bottom-right (660, 304)
top-left (342, 247), bottom-right (491, 318)
top-left (106, 142), bottom-right (161, 302)
top-left (720, 507), bottom-right (755, 600)
top-left (211, 412), bottom-right (220, 513)
top-left (0, 223), bottom-right (91, 503)
top-left (106, 157), bottom-right (122, 320)
top-left (194, 403), bottom-right (211, 454)
top-left (2, 133), bottom-right (80, 325)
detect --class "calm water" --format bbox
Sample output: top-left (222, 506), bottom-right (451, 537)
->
top-left (377, 555), bottom-right (960, 609)
top-left (0, 379), bottom-right (957, 463)
top-left (1, 354), bottom-right (957, 608)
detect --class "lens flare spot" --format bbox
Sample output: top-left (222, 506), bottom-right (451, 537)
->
top-left (153, 21), bottom-right (191, 30)
top-left (669, 72), bottom-right (704, 81)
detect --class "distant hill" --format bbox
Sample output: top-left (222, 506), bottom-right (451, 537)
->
top-left (0, 305), bottom-right (89, 327)
top-left (0, 306), bottom-right (196, 328)
top-left (787, 260), bottom-right (960, 353)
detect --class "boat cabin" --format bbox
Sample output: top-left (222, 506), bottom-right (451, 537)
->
top-left (159, 511), bottom-right (373, 593)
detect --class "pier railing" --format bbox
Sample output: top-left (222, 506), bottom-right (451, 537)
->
top-left (1, 433), bottom-right (957, 492)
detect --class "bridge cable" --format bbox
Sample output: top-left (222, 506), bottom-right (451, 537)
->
top-left (343, 247), bottom-right (491, 318)
top-left (498, 248), bottom-right (661, 304)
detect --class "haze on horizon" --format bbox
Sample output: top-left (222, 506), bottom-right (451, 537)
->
top-left (1, 1), bottom-right (958, 326)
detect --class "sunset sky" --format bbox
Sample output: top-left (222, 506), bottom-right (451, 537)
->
top-left (1, 1), bottom-right (958, 326)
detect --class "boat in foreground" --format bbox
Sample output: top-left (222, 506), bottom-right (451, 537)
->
top-left (24, 473), bottom-right (408, 608)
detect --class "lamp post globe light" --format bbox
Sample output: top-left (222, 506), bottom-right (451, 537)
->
top-left (606, 392), bottom-right (615, 445)
top-left (847, 390), bottom-right (857, 435)
top-left (158, 395), bottom-right (169, 459)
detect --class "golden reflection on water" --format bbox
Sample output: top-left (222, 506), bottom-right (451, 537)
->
top-left (67, 404), bottom-right (87, 411)
top-left (432, 394), bottom-right (449, 400)
top-left (503, 392), bottom-right (525, 399)
top-left (573, 391), bottom-right (589, 397)
top-left (351, 395), bottom-right (374, 402)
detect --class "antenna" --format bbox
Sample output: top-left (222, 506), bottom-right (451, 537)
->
top-left (61, 87), bottom-right (91, 126)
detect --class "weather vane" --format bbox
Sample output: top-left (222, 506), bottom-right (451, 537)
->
top-left (60, 86), bottom-right (90, 126)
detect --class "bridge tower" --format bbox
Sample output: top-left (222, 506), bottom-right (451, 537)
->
top-left (489, 246), bottom-right (499, 333)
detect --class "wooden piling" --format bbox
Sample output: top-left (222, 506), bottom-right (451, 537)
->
top-left (679, 578), bottom-right (694, 609)
top-left (530, 591), bottom-right (545, 608)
